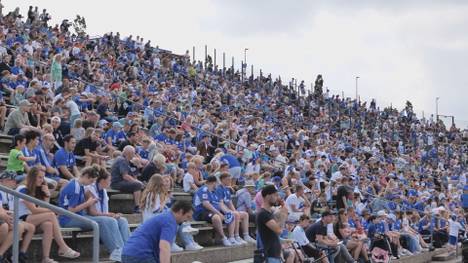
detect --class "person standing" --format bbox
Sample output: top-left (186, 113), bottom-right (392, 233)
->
top-left (121, 200), bottom-right (193, 263)
top-left (256, 185), bottom-right (294, 263)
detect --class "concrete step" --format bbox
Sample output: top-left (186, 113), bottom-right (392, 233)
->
top-left (172, 244), bottom-right (255, 263)
top-left (432, 251), bottom-right (457, 261)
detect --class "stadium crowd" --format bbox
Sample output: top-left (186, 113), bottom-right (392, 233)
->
top-left (0, 3), bottom-right (468, 263)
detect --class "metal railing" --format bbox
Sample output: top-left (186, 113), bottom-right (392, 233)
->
top-left (0, 184), bottom-right (100, 263)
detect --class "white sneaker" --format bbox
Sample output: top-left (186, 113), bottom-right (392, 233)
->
top-left (181, 225), bottom-right (199, 235)
top-left (229, 237), bottom-right (242, 246)
top-left (222, 238), bottom-right (233, 246)
top-left (243, 235), bottom-right (256, 244)
top-left (171, 243), bottom-right (184, 252)
top-left (185, 243), bottom-right (203, 251)
top-left (235, 236), bottom-right (248, 245)
top-left (193, 243), bottom-right (204, 250)
top-left (109, 248), bottom-right (122, 262)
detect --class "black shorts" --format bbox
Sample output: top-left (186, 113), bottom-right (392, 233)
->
top-left (111, 180), bottom-right (143, 193)
top-left (19, 215), bottom-right (28, 221)
top-left (197, 210), bottom-right (216, 223)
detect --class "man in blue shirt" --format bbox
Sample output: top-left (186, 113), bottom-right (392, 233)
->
top-left (54, 135), bottom-right (80, 180)
top-left (216, 172), bottom-right (256, 245)
top-left (193, 176), bottom-right (232, 246)
top-left (122, 201), bottom-right (193, 263)
top-left (219, 152), bottom-right (242, 185)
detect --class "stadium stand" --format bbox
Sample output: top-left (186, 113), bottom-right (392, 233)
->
top-left (0, 3), bottom-right (466, 263)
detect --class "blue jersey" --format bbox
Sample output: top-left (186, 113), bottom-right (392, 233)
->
top-left (22, 147), bottom-right (40, 167)
top-left (54, 148), bottom-right (76, 177)
top-left (193, 185), bottom-right (220, 218)
top-left (122, 211), bottom-right (177, 261)
top-left (58, 179), bottom-right (85, 226)
top-left (220, 154), bottom-right (241, 168)
top-left (215, 185), bottom-right (232, 206)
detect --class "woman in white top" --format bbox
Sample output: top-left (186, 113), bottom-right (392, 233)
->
top-left (85, 166), bottom-right (130, 262)
top-left (140, 174), bottom-right (203, 251)
top-left (17, 167), bottom-right (80, 263)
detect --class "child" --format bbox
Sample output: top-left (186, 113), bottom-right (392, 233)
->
top-left (70, 118), bottom-right (85, 141)
top-left (448, 215), bottom-right (465, 251)
top-left (11, 84), bottom-right (25, 106)
top-left (6, 134), bottom-right (36, 182)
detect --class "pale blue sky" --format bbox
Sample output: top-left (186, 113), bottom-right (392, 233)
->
top-left (5, 0), bottom-right (468, 128)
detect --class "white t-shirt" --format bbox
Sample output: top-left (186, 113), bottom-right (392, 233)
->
top-left (449, 219), bottom-right (463, 237)
top-left (142, 193), bottom-right (162, 222)
top-left (183, 172), bottom-right (195, 192)
top-left (285, 193), bottom-right (304, 213)
top-left (292, 225), bottom-right (309, 246)
top-left (66, 100), bottom-right (81, 116)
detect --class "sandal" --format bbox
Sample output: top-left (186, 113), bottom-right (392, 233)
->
top-left (42, 258), bottom-right (59, 263)
top-left (58, 248), bottom-right (80, 259)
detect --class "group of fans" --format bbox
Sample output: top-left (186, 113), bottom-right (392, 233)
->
top-left (0, 3), bottom-right (467, 263)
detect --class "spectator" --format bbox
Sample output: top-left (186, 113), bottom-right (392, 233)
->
top-left (85, 166), bottom-right (130, 262)
top-left (0, 171), bottom-right (35, 263)
top-left (256, 184), bottom-right (293, 263)
top-left (285, 185), bottom-right (311, 222)
top-left (36, 133), bottom-right (67, 190)
top-left (182, 162), bottom-right (199, 193)
top-left (110, 145), bottom-right (144, 213)
top-left (54, 134), bottom-right (80, 180)
top-left (51, 116), bottom-right (64, 147)
top-left (17, 167), bottom-right (80, 262)
top-left (121, 200), bottom-right (194, 263)
top-left (216, 172), bottom-right (256, 244)
top-left (70, 118), bottom-right (85, 141)
top-left (4, 99), bottom-right (32, 135)
top-left (140, 153), bottom-right (166, 183)
top-left (193, 175), bottom-right (234, 246)
top-left (219, 152), bottom-right (242, 186)
top-left (6, 134), bottom-right (34, 181)
top-left (305, 210), bottom-right (355, 263)
top-left (74, 127), bottom-right (109, 166)
top-left (291, 214), bottom-right (329, 263)
top-left (140, 174), bottom-right (202, 252)
top-left (235, 183), bottom-right (256, 218)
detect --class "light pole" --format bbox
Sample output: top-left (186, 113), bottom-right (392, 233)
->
top-left (436, 97), bottom-right (440, 121)
top-left (355, 76), bottom-right (360, 102)
top-left (244, 48), bottom-right (248, 66)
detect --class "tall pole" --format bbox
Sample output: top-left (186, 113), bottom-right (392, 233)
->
top-left (251, 65), bottom-right (253, 78)
top-left (192, 46), bottom-right (195, 63)
top-left (241, 60), bottom-right (244, 82)
top-left (436, 97), bottom-right (440, 122)
top-left (231, 57), bottom-right (234, 71)
top-left (204, 45), bottom-right (207, 63)
top-left (355, 76), bottom-right (360, 102)
top-left (214, 48), bottom-right (217, 69)
top-left (244, 48), bottom-right (248, 66)
top-left (222, 52), bottom-right (225, 75)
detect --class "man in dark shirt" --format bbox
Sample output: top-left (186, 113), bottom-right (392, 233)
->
top-left (306, 210), bottom-right (355, 263)
top-left (256, 185), bottom-right (292, 263)
top-left (118, 132), bottom-right (137, 151)
top-left (74, 127), bottom-right (108, 166)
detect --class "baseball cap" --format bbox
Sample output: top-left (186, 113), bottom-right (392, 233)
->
top-left (0, 171), bottom-right (17, 180)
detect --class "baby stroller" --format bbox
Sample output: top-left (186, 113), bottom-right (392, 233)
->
top-left (370, 234), bottom-right (392, 263)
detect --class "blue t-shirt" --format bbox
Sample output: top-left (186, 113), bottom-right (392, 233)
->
top-left (193, 185), bottom-right (220, 218)
top-left (22, 147), bottom-right (40, 167)
top-left (220, 154), bottom-right (241, 168)
top-left (54, 148), bottom-right (76, 177)
top-left (216, 185), bottom-right (232, 206)
top-left (122, 211), bottom-right (177, 261)
top-left (58, 179), bottom-right (85, 225)
top-left (462, 193), bottom-right (468, 208)
top-left (105, 129), bottom-right (127, 146)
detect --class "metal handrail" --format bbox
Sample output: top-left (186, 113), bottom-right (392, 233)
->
top-left (0, 184), bottom-right (100, 263)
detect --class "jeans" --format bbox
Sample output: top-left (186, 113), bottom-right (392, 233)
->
top-left (266, 257), bottom-right (282, 263)
top-left (61, 215), bottom-right (130, 252)
top-left (121, 255), bottom-right (156, 263)
top-left (178, 222), bottom-right (196, 247)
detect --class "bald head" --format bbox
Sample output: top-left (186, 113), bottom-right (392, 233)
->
top-left (123, 145), bottom-right (135, 160)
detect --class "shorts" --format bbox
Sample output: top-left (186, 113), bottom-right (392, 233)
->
top-left (197, 210), bottom-right (216, 224)
top-left (111, 180), bottom-right (143, 193)
top-left (302, 245), bottom-right (322, 258)
top-left (19, 215), bottom-right (28, 221)
top-left (229, 166), bottom-right (242, 179)
top-left (266, 257), bottom-right (282, 263)
top-left (448, 235), bottom-right (457, 246)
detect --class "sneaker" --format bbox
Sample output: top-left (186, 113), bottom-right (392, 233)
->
top-left (222, 238), bottom-right (233, 247)
top-left (243, 235), bottom-right (256, 244)
top-left (229, 237), bottom-right (242, 246)
top-left (171, 243), bottom-right (184, 252)
top-left (185, 243), bottom-right (203, 251)
top-left (235, 236), bottom-right (248, 245)
top-left (109, 248), bottom-right (122, 262)
top-left (181, 225), bottom-right (199, 235)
